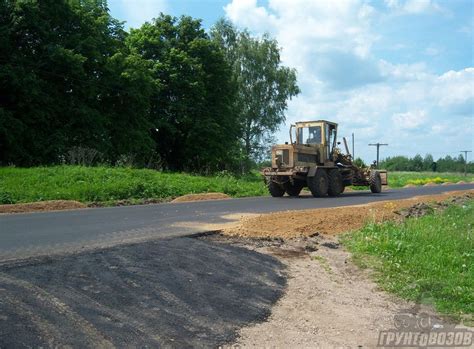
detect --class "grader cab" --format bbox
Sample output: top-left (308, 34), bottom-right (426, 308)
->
top-left (261, 120), bottom-right (388, 197)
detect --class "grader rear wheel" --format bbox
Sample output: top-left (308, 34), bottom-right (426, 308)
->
top-left (328, 169), bottom-right (343, 197)
top-left (284, 181), bottom-right (304, 197)
top-left (268, 181), bottom-right (285, 197)
top-left (307, 169), bottom-right (329, 197)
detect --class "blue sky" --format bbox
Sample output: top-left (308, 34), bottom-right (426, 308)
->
top-left (108, 0), bottom-right (473, 163)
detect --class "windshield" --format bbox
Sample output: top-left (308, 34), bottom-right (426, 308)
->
top-left (298, 126), bottom-right (322, 144)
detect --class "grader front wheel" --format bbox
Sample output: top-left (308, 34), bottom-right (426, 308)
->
top-left (307, 169), bottom-right (329, 197)
top-left (328, 169), bottom-right (344, 197)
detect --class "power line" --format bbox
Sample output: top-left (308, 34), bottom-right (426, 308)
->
top-left (459, 150), bottom-right (472, 177)
top-left (368, 143), bottom-right (388, 168)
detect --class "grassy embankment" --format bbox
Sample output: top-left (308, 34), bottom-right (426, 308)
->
top-left (0, 166), bottom-right (472, 205)
top-left (343, 200), bottom-right (474, 323)
top-left (0, 166), bottom-right (267, 205)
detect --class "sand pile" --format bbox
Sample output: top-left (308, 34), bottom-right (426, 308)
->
top-left (171, 192), bottom-right (230, 203)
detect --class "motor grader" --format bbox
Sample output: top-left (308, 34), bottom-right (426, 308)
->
top-left (261, 120), bottom-right (388, 197)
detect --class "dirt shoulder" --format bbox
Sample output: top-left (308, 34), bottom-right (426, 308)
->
top-left (206, 233), bottom-right (409, 347)
top-left (0, 192), bottom-right (231, 214)
top-left (0, 200), bottom-right (87, 214)
top-left (221, 189), bottom-right (474, 239)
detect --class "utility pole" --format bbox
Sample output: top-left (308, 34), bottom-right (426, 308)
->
top-left (352, 133), bottom-right (355, 159)
top-left (368, 143), bottom-right (388, 168)
top-left (459, 150), bottom-right (472, 176)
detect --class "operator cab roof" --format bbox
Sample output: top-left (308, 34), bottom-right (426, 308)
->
top-left (294, 120), bottom-right (338, 127)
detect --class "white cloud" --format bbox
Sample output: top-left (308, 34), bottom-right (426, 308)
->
top-left (384, 0), bottom-right (448, 15)
top-left (224, 0), bottom-right (473, 161)
top-left (224, 0), bottom-right (277, 32)
top-left (433, 68), bottom-right (474, 107)
top-left (392, 110), bottom-right (428, 129)
top-left (118, 0), bottom-right (168, 28)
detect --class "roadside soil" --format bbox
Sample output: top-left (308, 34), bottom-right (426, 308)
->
top-left (220, 190), bottom-right (474, 239)
top-left (205, 233), bottom-right (415, 348)
top-left (0, 200), bottom-right (86, 214)
top-left (0, 192), bottom-right (231, 214)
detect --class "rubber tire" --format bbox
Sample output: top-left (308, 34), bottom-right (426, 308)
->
top-left (307, 169), bottom-right (329, 197)
top-left (369, 171), bottom-right (382, 193)
top-left (284, 181), bottom-right (304, 197)
top-left (268, 181), bottom-right (285, 197)
top-left (328, 169), bottom-right (344, 197)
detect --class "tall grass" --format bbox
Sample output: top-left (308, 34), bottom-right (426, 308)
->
top-left (343, 201), bottom-right (474, 321)
top-left (0, 166), bottom-right (267, 204)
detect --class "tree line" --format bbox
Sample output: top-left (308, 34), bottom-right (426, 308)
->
top-left (379, 154), bottom-right (474, 173)
top-left (0, 0), bottom-right (299, 172)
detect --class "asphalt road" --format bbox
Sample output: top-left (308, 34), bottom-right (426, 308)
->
top-left (1, 184), bottom-right (473, 260)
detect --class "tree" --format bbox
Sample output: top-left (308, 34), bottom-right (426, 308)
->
top-left (422, 154), bottom-right (434, 171)
top-left (0, 0), bottom-right (155, 166)
top-left (127, 14), bottom-right (240, 172)
top-left (211, 19), bottom-right (300, 162)
top-left (411, 154), bottom-right (423, 171)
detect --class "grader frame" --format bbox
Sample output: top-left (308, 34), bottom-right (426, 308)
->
top-left (261, 120), bottom-right (388, 197)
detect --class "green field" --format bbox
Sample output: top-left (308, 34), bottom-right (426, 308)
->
top-left (1, 166), bottom-right (472, 205)
top-left (0, 166), bottom-right (267, 205)
top-left (343, 201), bottom-right (474, 323)
top-left (387, 171), bottom-right (473, 187)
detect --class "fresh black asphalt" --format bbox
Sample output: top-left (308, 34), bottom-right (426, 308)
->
top-left (0, 237), bottom-right (285, 348)
top-left (1, 183), bottom-right (473, 260)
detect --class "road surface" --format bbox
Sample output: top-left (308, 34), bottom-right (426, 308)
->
top-left (1, 184), bottom-right (473, 260)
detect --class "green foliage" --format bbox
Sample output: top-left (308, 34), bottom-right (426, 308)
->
top-left (0, 0), bottom-right (155, 166)
top-left (0, 165), bottom-right (267, 203)
top-left (211, 19), bottom-right (300, 162)
top-left (380, 154), bottom-right (473, 173)
top-left (343, 202), bottom-right (474, 320)
top-left (126, 14), bottom-right (240, 172)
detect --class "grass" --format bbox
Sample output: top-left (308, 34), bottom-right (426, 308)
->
top-left (1, 166), bottom-right (472, 205)
top-left (387, 171), bottom-right (473, 188)
top-left (349, 171), bottom-right (473, 190)
top-left (342, 200), bottom-right (474, 323)
top-left (0, 165), bottom-right (267, 204)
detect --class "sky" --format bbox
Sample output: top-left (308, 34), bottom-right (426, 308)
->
top-left (108, 0), bottom-right (473, 163)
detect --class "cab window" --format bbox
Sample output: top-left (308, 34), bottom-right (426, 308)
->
top-left (298, 126), bottom-right (322, 144)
